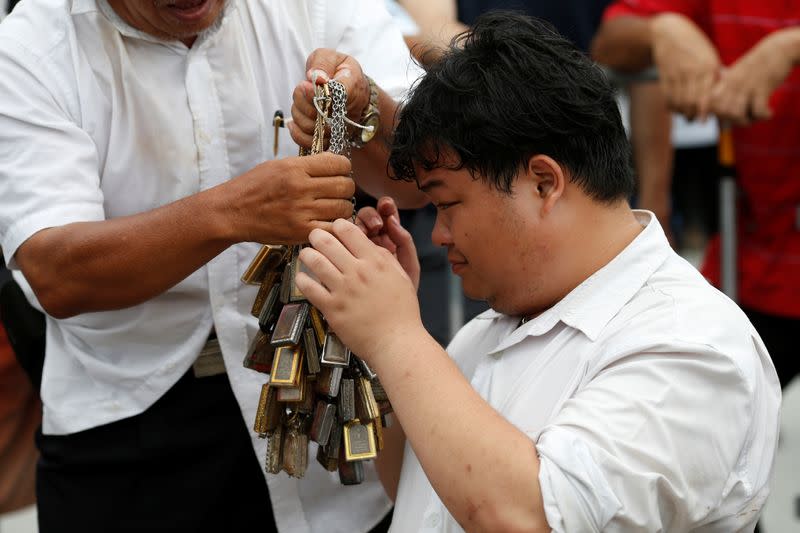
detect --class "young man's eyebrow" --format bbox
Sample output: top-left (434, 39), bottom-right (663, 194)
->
top-left (417, 179), bottom-right (445, 192)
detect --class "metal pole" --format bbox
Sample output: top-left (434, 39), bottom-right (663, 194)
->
top-left (718, 127), bottom-right (737, 301)
top-left (719, 178), bottom-right (737, 300)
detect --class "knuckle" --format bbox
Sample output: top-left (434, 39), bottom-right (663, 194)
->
top-left (341, 179), bottom-right (355, 197)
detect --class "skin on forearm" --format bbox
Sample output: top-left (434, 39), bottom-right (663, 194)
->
top-left (629, 82), bottom-right (674, 238)
top-left (400, 0), bottom-right (458, 36)
top-left (14, 185), bottom-right (238, 319)
top-left (774, 26), bottom-right (800, 64)
top-left (371, 330), bottom-right (549, 532)
top-left (351, 87), bottom-right (428, 209)
top-left (591, 16), bottom-right (655, 72)
top-left (399, 0), bottom-right (468, 65)
top-left (15, 151), bottom-right (354, 319)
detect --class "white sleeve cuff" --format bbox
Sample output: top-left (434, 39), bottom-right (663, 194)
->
top-left (2, 203), bottom-right (104, 270)
top-left (536, 425), bottom-right (622, 532)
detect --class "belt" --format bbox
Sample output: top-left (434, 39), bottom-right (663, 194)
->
top-left (192, 337), bottom-right (226, 378)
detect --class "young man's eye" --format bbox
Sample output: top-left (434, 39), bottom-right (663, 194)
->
top-left (435, 201), bottom-right (458, 210)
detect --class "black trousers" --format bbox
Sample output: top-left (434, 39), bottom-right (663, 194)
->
top-left (36, 371), bottom-right (276, 533)
top-left (36, 370), bottom-right (394, 532)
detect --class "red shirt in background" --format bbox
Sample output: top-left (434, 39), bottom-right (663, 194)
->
top-left (605, 0), bottom-right (800, 318)
top-left (0, 323), bottom-right (39, 513)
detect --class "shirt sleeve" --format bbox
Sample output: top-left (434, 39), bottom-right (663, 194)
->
top-left (533, 343), bottom-right (763, 532)
top-left (320, 0), bottom-right (424, 101)
top-left (0, 38), bottom-right (105, 270)
top-left (603, 0), bottom-right (710, 32)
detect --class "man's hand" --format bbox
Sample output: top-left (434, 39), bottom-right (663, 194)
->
top-left (224, 152), bottom-right (355, 244)
top-left (708, 29), bottom-right (799, 125)
top-left (650, 13), bottom-right (721, 121)
top-left (289, 49), bottom-right (370, 149)
top-left (295, 219), bottom-right (423, 362)
top-left (354, 197), bottom-right (420, 291)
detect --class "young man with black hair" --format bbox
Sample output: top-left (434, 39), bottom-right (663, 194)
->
top-left (295, 12), bottom-right (781, 532)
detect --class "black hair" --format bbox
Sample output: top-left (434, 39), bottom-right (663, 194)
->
top-left (389, 11), bottom-right (634, 202)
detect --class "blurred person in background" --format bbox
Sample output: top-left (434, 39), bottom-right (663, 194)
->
top-left (1, 0), bottom-right (39, 523)
top-left (593, 0), bottom-right (800, 392)
top-left (0, 255), bottom-right (39, 518)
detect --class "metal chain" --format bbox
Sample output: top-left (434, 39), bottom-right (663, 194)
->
top-left (327, 80), bottom-right (350, 158)
top-left (298, 80), bottom-right (355, 219)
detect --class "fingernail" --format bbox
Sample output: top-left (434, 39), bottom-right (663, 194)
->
top-left (370, 216), bottom-right (382, 228)
top-left (308, 69), bottom-right (329, 84)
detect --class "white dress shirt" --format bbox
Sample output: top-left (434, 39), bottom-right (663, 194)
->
top-left (0, 1), bottom-right (421, 531)
top-left (391, 211), bottom-right (781, 532)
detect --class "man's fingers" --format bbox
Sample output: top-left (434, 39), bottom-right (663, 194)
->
top-left (306, 49), bottom-right (349, 83)
top-left (290, 104), bottom-right (317, 134)
top-left (355, 206), bottom-right (384, 236)
top-left (695, 71), bottom-right (717, 121)
top-left (302, 152), bottom-right (352, 178)
top-left (331, 218), bottom-right (376, 259)
top-left (307, 198), bottom-right (356, 222)
top-left (376, 196), bottom-right (400, 221)
top-left (287, 121), bottom-right (313, 148)
top-left (386, 216), bottom-right (418, 267)
top-left (303, 175), bottom-right (355, 200)
top-left (385, 212), bottom-right (414, 248)
top-left (750, 91), bottom-right (773, 121)
top-left (294, 270), bottom-right (331, 312)
top-left (308, 225), bottom-right (355, 272)
top-left (296, 247), bottom-right (337, 303)
top-left (293, 82), bottom-right (316, 112)
top-left (372, 234), bottom-right (398, 254)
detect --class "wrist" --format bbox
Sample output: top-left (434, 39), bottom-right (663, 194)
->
top-left (775, 27), bottom-right (800, 64)
top-left (200, 181), bottom-right (244, 245)
top-left (369, 322), bottom-right (433, 376)
top-left (350, 75), bottom-right (380, 148)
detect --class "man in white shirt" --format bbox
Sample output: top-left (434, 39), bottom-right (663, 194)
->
top-left (295, 12), bottom-right (782, 532)
top-left (0, 0), bottom-right (425, 532)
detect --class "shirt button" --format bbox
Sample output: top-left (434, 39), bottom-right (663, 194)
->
top-left (424, 513), bottom-right (440, 528)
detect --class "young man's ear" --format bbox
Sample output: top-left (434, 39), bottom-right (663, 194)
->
top-left (526, 154), bottom-right (566, 213)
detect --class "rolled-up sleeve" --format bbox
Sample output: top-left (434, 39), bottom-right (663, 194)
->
top-left (0, 37), bottom-right (104, 269)
top-left (535, 345), bottom-right (757, 531)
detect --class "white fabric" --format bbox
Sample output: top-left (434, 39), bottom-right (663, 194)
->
top-left (0, 1), bottom-right (422, 531)
top-left (390, 211), bottom-right (781, 533)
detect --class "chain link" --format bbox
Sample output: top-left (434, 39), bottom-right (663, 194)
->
top-left (327, 80), bottom-right (350, 158)
top-left (298, 80), bottom-right (355, 219)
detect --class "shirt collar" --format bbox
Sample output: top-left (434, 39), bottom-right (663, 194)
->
top-left (73, 0), bottom-right (236, 50)
top-left (486, 210), bottom-right (671, 354)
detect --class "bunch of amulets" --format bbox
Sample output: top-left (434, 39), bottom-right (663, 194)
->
top-left (241, 243), bottom-right (392, 485)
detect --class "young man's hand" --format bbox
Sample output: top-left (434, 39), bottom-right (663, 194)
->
top-left (354, 197), bottom-right (420, 291)
top-left (295, 218), bottom-right (423, 363)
